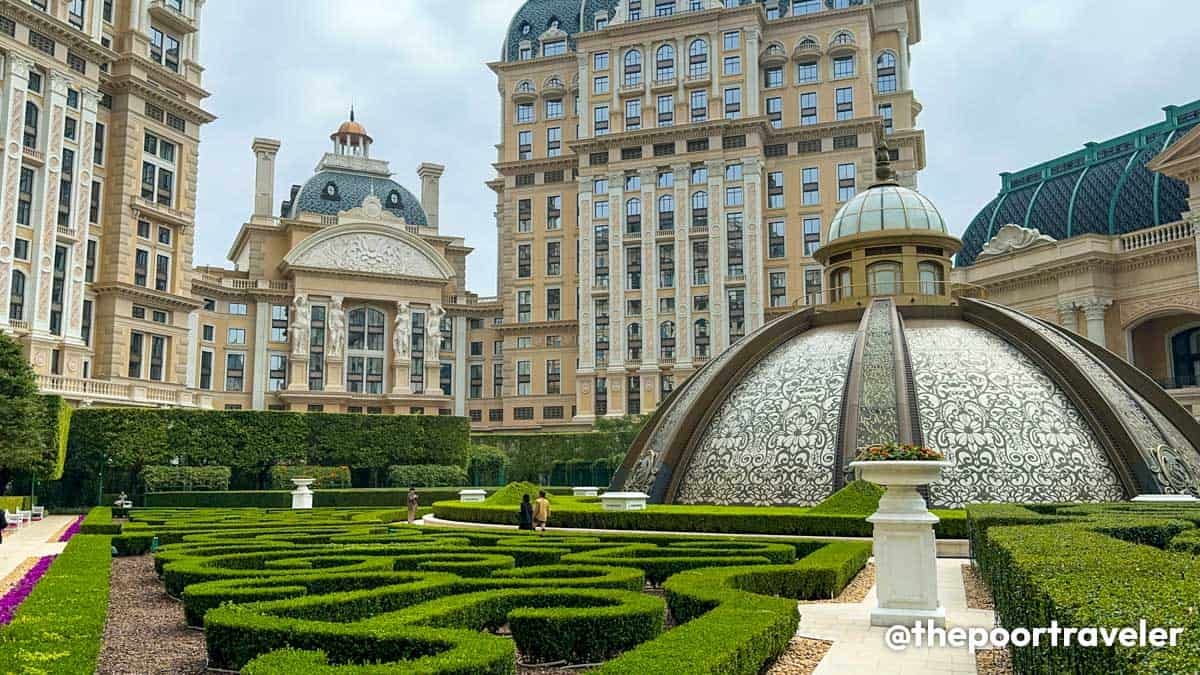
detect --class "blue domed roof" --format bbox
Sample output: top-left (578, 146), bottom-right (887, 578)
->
top-left (958, 101), bottom-right (1200, 266)
top-left (290, 171), bottom-right (427, 226)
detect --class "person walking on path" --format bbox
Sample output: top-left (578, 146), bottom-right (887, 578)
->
top-left (0, 509), bottom-right (6, 544)
top-left (533, 490), bottom-right (551, 533)
top-left (518, 494), bottom-right (534, 531)
top-left (407, 487), bottom-right (420, 525)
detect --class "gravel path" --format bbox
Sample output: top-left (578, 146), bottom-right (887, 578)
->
top-left (976, 647), bottom-right (1014, 675)
top-left (96, 556), bottom-right (208, 675)
top-left (961, 563), bottom-right (995, 610)
top-left (803, 562), bottom-right (875, 605)
top-left (764, 637), bottom-right (834, 674)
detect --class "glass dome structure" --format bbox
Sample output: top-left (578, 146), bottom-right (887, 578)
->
top-left (827, 184), bottom-right (949, 241)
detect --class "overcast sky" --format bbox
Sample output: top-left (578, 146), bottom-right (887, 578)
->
top-left (194, 1), bottom-right (1199, 295)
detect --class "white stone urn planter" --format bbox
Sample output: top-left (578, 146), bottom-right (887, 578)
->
top-left (848, 460), bottom-right (952, 628)
top-left (572, 486), bottom-right (600, 497)
top-left (458, 489), bottom-right (487, 503)
top-left (290, 478), bottom-right (316, 510)
top-left (599, 491), bottom-right (649, 511)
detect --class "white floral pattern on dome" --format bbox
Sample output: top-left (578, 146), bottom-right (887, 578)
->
top-left (827, 184), bottom-right (949, 241)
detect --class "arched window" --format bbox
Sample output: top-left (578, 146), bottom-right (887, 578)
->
top-left (627, 322), bottom-right (642, 360)
top-left (1171, 327), bottom-right (1200, 388)
top-left (9, 270), bottom-right (25, 321)
top-left (688, 39), bottom-right (708, 77)
top-left (656, 44), bottom-right (675, 81)
top-left (625, 197), bottom-right (642, 234)
top-left (658, 194), bottom-right (675, 231)
top-left (691, 191), bottom-right (708, 228)
top-left (23, 102), bottom-right (38, 149)
top-left (918, 262), bottom-right (943, 296)
top-left (694, 318), bottom-right (710, 358)
top-left (517, 80), bottom-right (535, 92)
top-left (624, 49), bottom-right (643, 87)
top-left (660, 321), bottom-right (676, 360)
top-left (346, 307), bottom-right (386, 394)
top-left (876, 51), bottom-right (897, 93)
top-left (545, 76), bottom-right (564, 89)
top-left (830, 267), bottom-right (852, 302)
top-left (868, 261), bottom-right (902, 296)
top-left (831, 31), bottom-right (854, 47)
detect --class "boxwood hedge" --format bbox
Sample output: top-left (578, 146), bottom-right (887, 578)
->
top-left (967, 502), bottom-right (1200, 674)
top-left (120, 507), bottom-right (869, 672)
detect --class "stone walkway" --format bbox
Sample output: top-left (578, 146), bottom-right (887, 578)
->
top-left (0, 515), bottom-right (73, 580)
top-left (798, 558), bottom-right (996, 674)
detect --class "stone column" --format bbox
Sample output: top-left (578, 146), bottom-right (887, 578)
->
top-left (897, 28), bottom-right (911, 92)
top-left (453, 315), bottom-right (467, 416)
top-left (252, 301), bottom-right (269, 409)
top-left (575, 180), bottom-right (595, 423)
top-left (66, 87), bottom-right (99, 346)
top-left (743, 156), bottom-right (765, 331)
top-left (186, 310), bottom-right (199, 388)
top-left (707, 158), bottom-right (728, 351)
top-left (1057, 302), bottom-right (1079, 334)
top-left (417, 163), bottom-right (445, 230)
top-left (671, 162), bottom-right (689, 368)
top-left (0, 54), bottom-right (31, 327)
top-left (607, 171), bottom-right (625, 373)
top-left (1082, 298), bottom-right (1113, 349)
top-left (577, 55), bottom-right (590, 140)
top-left (251, 138), bottom-right (281, 220)
top-left (639, 168), bottom-right (658, 408)
top-left (745, 29), bottom-right (761, 117)
top-left (31, 71), bottom-right (71, 336)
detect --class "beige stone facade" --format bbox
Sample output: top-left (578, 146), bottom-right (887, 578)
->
top-left (0, 0), bottom-right (213, 407)
top-left (489, 0), bottom-right (925, 428)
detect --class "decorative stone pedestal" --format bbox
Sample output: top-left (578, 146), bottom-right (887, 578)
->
top-left (572, 487), bottom-right (600, 497)
top-left (291, 478), bottom-right (315, 510)
top-left (458, 489), bottom-right (487, 503)
top-left (849, 460), bottom-right (952, 628)
top-left (600, 492), bottom-right (649, 511)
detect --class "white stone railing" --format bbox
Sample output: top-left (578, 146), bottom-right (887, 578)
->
top-left (197, 275), bottom-right (292, 292)
top-left (1120, 220), bottom-right (1195, 252)
top-left (37, 375), bottom-right (212, 409)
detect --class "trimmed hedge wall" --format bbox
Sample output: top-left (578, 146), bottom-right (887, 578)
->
top-left (477, 431), bottom-right (638, 482)
top-left (79, 506), bottom-right (122, 535)
top-left (387, 464), bottom-right (469, 488)
top-left (434, 495), bottom-right (969, 539)
top-left (968, 502), bottom-right (1200, 674)
top-left (0, 533), bottom-right (112, 673)
top-left (141, 466), bottom-right (232, 492)
top-left (466, 444), bottom-right (508, 486)
top-left (52, 409), bottom-right (469, 506)
top-left (142, 486), bottom-right (574, 509)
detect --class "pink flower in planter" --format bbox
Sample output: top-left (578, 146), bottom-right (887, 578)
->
top-left (58, 515), bottom-right (85, 542)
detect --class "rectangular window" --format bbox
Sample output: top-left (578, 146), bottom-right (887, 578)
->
top-left (516, 360), bottom-right (532, 396)
top-left (469, 364), bottom-right (482, 399)
top-left (516, 102), bottom-right (534, 124)
top-left (48, 246), bottom-right (67, 335)
top-left (767, 97), bottom-right (783, 128)
top-left (723, 55), bottom-right (741, 75)
top-left (798, 60), bottom-right (818, 84)
top-left (657, 170), bottom-right (674, 188)
top-left (767, 172), bottom-right (784, 209)
top-left (625, 99), bottom-right (641, 130)
top-left (493, 363), bottom-right (504, 398)
top-left (726, 163), bottom-right (743, 181)
top-left (440, 363), bottom-right (453, 396)
top-left (805, 268), bottom-right (824, 306)
top-left (838, 163), bottom-right (857, 201)
top-left (727, 213), bottom-right (744, 278)
top-left (155, 254), bottom-right (170, 292)
top-left (728, 288), bottom-right (746, 340)
top-left (836, 87), bottom-right (854, 121)
top-left (271, 304), bottom-right (288, 342)
top-left (770, 271), bottom-right (788, 308)
top-left (227, 328), bottom-right (246, 345)
top-left (595, 377), bottom-right (608, 416)
top-left (202, 325), bottom-right (215, 342)
top-left (517, 198), bottom-right (531, 232)
top-left (128, 331), bottom-right (144, 378)
top-left (769, 221), bottom-right (786, 258)
top-left (723, 30), bottom-right (740, 50)
top-left (800, 92), bottom-right (817, 125)
top-left (625, 245), bottom-right (642, 290)
top-left (594, 198), bottom-right (610, 219)
top-left (58, 149), bottom-right (74, 227)
top-left (879, 103), bottom-right (894, 135)
top-left (546, 287), bottom-right (562, 320)
top-left (517, 243), bottom-right (532, 278)
top-left (692, 240), bottom-right (709, 285)
top-left (725, 186), bottom-right (743, 207)
top-left (17, 168), bottom-right (33, 226)
top-left (594, 106), bottom-right (609, 135)
top-left (309, 305), bottom-right (326, 391)
top-left (657, 95), bottom-right (673, 126)
top-left (833, 55), bottom-right (854, 79)
top-left (546, 98), bottom-right (564, 119)
top-left (690, 90), bottom-right (707, 122)
top-left (724, 87), bottom-right (741, 119)
top-left (134, 248), bottom-right (149, 287)
top-left (804, 217), bottom-right (821, 255)
top-left (547, 127), bottom-right (562, 156)
top-left (199, 350), bottom-right (213, 390)
top-left (89, 180), bottom-right (101, 223)
top-left (229, 303), bottom-right (248, 315)
top-left (803, 167), bottom-right (820, 205)
top-left (225, 352), bottom-right (245, 391)
top-left (594, 52), bottom-right (609, 70)
top-left (269, 353), bottom-right (288, 391)
top-left (765, 67), bottom-right (783, 89)
top-left (658, 244), bottom-right (675, 288)
top-left (517, 130), bottom-right (532, 160)
top-left (546, 240), bottom-right (562, 276)
top-left (149, 27), bottom-right (180, 71)
top-left (517, 290), bottom-right (532, 323)
top-left (593, 75), bottom-right (609, 94)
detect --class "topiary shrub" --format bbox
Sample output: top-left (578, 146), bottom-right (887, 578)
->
top-left (268, 465), bottom-right (351, 490)
top-left (386, 464), bottom-right (468, 488)
top-left (808, 480), bottom-right (884, 515)
top-left (141, 466), bottom-right (232, 492)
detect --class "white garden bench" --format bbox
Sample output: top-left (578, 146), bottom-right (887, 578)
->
top-left (15, 509), bottom-right (32, 525)
top-left (31, 506), bottom-right (45, 520)
top-left (3, 510), bottom-right (19, 530)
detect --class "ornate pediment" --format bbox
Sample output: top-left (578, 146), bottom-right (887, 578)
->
top-left (282, 222), bottom-right (453, 281)
top-left (978, 224), bottom-right (1056, 259)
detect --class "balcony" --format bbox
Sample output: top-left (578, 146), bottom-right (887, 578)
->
top-left (651, 77), bottom-right (677, 93)
top-left (36, 374), bottom-right (213, 409)
top-left (760, 44), bottom-right (788, 68)
top-left (134, 196), bottom-right (193, 228)
top-left (683, 71), bottom-right (711, 87)
top-left (56, 224), bottom-right (78, 240)
top-left (197, 275), bottom-right (292, 293)
top-left (21, 144), bottom-right (44, 165)
top-left (1120, 220), bottom-right (1194, 252)
top-left (793, 38), bottom-right (822, 61)
top-left (619, 81), bottom-right (644, 97)
top-left (542, 79), bottom-right (566, 99)
top-left (512, 84), bottom-right (537, 104)
top-left (828, 32), bottom-right (857, 57)
top-left (149, 0), bottom-right (198, 33)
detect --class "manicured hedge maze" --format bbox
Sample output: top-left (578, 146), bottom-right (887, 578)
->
top-left (968, 501), bottom-right (1200, 675)
top-left (129, 508), bottom-right (869, 673)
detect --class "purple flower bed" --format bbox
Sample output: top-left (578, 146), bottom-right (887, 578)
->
top-left (0, 555), bottom-right (56, 625)
top-left (58, 515), bottom-right (84, 543)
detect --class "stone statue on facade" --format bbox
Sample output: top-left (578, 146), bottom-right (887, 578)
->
top-left (427, 304), bottom-right (445, 356)
top-left (327, 296), bottom-right (346, 359)
top-left (291, 294), bottom-right (310, 357)
top-left (394, 301), bottom-right (410, 361)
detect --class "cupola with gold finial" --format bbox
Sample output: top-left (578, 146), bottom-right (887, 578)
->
top-left (812, 144), bottom-right (962, 308)
top-left (330, 106), bottom-right (374, 158)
